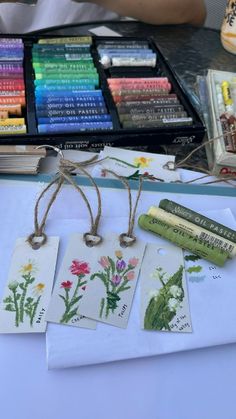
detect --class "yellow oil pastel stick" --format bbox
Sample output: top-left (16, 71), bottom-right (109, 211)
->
top-left (0, 118), bottom-right (25, 126)
top-left (38, 36), bottom-right (92, 45)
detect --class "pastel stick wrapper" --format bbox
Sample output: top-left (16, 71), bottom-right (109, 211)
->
top-left (159, 199), bottom-right (236, 244)
top-left (148, 206), bottom-right (236, 258)
top-left (138, 214), bottom-right (228, 267)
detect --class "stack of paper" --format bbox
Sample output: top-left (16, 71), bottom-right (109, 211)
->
top-left (0, 145), bottom-right (46, 174)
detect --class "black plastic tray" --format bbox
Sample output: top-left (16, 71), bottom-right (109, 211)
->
top-left (0, 34), bottom-right (205, 150)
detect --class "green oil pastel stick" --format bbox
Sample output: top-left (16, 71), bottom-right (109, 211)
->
top-left (33, 63), bottom-right (96, 70)
top-left (33, 59), bottom-right (93, 65)
top-left (38, 36), bottom-right (92, 45)
top-left (34, 72), bottom-right (97, 80)
top-left (34, 78), bottom-right (99, 86)
top-left (138, 214), bottom-right (229, 266)
top-left (148, 206), bottom-right (236, 258)
top-left (159, 199), bottom-right (236, 244)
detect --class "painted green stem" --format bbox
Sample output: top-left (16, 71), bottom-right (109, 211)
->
top-left (30, 296), bottom-right (41, 326)
top-left (12, 289), bottom-right (20, 327)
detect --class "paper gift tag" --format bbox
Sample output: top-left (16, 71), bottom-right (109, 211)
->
top-left (140, 244), bottom-right (192, 332)
top-left (46, 234), bottom-right (97, 329)
top-left (0, 236), bottom-right (59, 333)
top-left (79, 233), bottom-right (146, 328)
top-left (92, 146), bottom-right (181, 182)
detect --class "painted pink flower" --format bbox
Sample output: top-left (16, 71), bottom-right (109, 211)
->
top-left (112, 274), bottom-right (122, 286)
top-left (70, 260), bottom-right (90, 276)
top-left (125, 271), bottom-right (135, 281)
top-left (99, 256), bottom-right (110, 268)
top-left (61, 281), bottom-right (73, 289)
top-left (128, 257), bottom-right (139, 268)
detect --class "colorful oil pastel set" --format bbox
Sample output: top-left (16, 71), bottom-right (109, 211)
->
top-left (0, 35), bottom-right (205, 148)
top-left (0, 38), bottom-right (26, 135)
top-left (32, 36), bottom-right (113, 134)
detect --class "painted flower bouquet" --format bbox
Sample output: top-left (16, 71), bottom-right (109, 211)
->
top-left (3, 260), bottom-right (45, 327)
top-left (59, 260), bottom-right (89, 324)
top-left (91, 251), bottom-right (139, 319)
top-left (144, 265), bottom-right (184, 331)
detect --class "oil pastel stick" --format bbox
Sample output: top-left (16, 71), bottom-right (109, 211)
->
top-left (138, 214), bottom-right (228, 267)
top-left (111, 88), bottom-right (170, 96)
top-left (32, 48), bottom-right (91, 55)
top-left (0, 81), bottom-right (25, 90)
top-left (0, 72), bottom-right (24, 79)
top-left (35, 101), bottom-right (105, 111)
top-left (38, 114), bottom-right (112, 124)
top-left (38, 121), bottom-right (113, 133)
top-left (35, 85), bottom-right (95, 92)
top-left (33, 63), bottom-right (96, 71)
top-left (36, 108), bottom-right (108, 117)
top-left (33, 44), bottom-right (91, 51)
top-left (159, 199), bottom-right (236, 243)
top-left (35, 96), bottom-right (105, 105)
top-left (0, 104), bottom-right (22, 115)
top-left (0, 38), bottom-right (23, 44)
top-left (148, 206), bottom-right (236, 258)
top-left (118, 105), bottom-right (184, 115)
top-left (0, 96), bottom-right (25, 105)
top-left (34, 78), bottom-right (98, 86)
top-left (33, 53), bottom-right (92, 61)
top-left (0, 118), bottom-right (25, 126)
top-left (0, 110), bottom-right (9, 119)
top-left (38, 36), bottom-right (92, 44)
top-left (117, 98), bottom-right (179, 109)
top-left (97, 40), bottom-right (148, 45)
top-left (0, 90), bottom-right (25, 97)
top-left (113, 93), bottom-right (171, 103)
top-left (34, 71), bottom-right (97, 79)
top-left (35, 89), bottom-right (103, 98)
top-left (111, 57), bottom-right (156, 67)
top-left (0, 125), bottom-right (26, 134)
top-left (123, 117), bottom-right (193, 128)
top-left (120, 112), bottom-right (187, 123)
top-left (108, 77), bottom-right (168, 84)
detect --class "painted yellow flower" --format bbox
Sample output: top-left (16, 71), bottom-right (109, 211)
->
top-left (33, 283), bottom-right (45, 296)
top-left (134, 157), bottom-right (153, 168)
top-left (20, 259), bottom-right (37, 275)
top-left (115, 250), bottom-right (123, 259)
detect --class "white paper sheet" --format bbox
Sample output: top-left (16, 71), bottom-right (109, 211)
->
top-left (0, 177), bottom-right (236, 369)
top-left (45, 209), bottom-right (236, 368)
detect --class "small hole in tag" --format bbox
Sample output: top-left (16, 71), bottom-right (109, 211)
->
top-left (119, 233), bottom-right (136, 248)
top-left (83, 233), bottom-right (103, 247)
top-left (157, 248), bottom-right (166, 256)
top-left (27, 233), bottom-right (47, 250)
top-left (163, 161), bottom-right (175, 171)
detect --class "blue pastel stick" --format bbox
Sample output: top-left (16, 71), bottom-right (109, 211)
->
top-left (38, 121), bottom-right (113, 133)
top-left (36, 107), bottom-right (108, 117)
top-left (38, 114), bottom-right (112, 124)
top-left (99, 52), bottom-right (156, 58)
top-left (35, 89), bottom-right (103, 98)
top-left (36, 96), bottom-right (105, 105)
top-left (36, 101), bottom-right (105, 111)
top-left (97, 48), bottom-right (153, 54)
top-left (35, 84), bottom-right (96, 92)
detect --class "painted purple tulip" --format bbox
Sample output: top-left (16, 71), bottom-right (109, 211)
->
top-left (116, 259), bottom-right (126, 272)
top-left (112, 274), bottom-right (122, 286)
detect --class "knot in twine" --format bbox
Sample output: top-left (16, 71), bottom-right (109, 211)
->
top-left (103, 169), bottom-right (143, 247)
